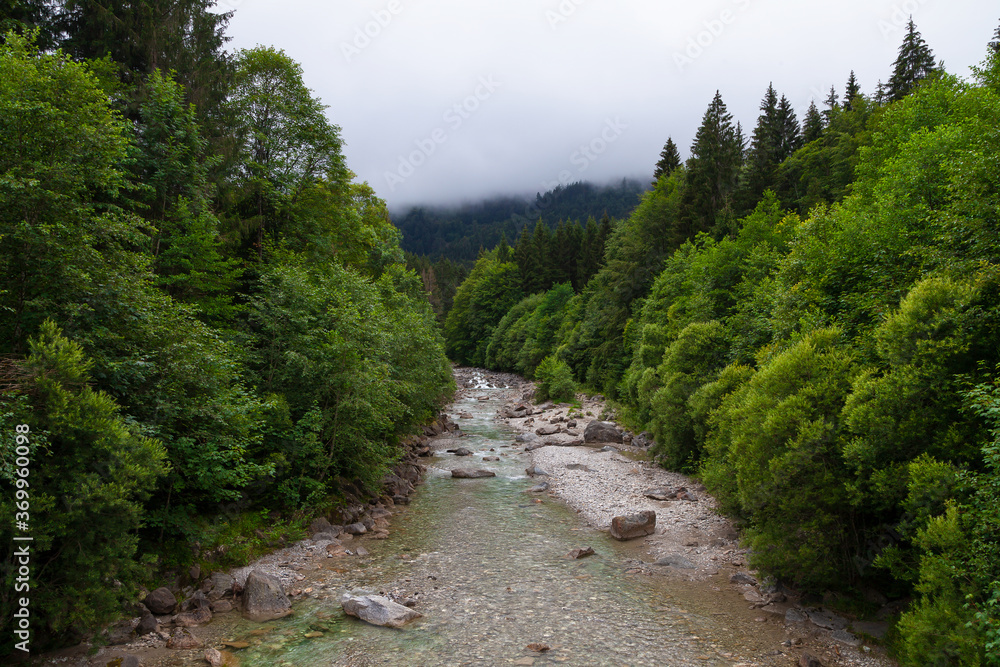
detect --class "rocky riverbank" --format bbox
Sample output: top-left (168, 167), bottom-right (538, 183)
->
top-left (33, 413), bottom-right (460, 667)
top-left (455, 367), bottom-right (896, 667)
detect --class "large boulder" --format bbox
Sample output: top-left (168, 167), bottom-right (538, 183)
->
top-left (137, 606), bottom-right (159, 635)
top-left (205, 572), bottom-right (235, 601)
top-left (174, 607), bottom-right (212, 627)
top-left (242, 570), bottom-right (292, 622)
top-left (609, 510), bottom-right (656, 540)
top-left (341, 592), bottom-right (422, 628)
top-left (167, 627), bottom-right (203, 649)
top-left (451, 468), bottom-right (496, 478)
top-left (535, 425), bottom-right (561, 436)
top-left (143, 587), bottom-right (177, 615)
top-left (583, 421), bottom-right (623, 443)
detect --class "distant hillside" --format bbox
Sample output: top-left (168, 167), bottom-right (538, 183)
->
top-left (393, 179), bottom-right (648, 263)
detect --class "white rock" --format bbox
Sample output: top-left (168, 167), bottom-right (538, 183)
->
top-left (341, 592), bottom-right (422, 628)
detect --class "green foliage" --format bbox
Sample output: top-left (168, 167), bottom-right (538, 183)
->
top-left (560, 170), bottom-right (686, 394)
top-left (0, 321), bottom-right (167, 650)
top-left (534, 355), bottom-right (577, 404)
top-left (647, 320), bottom-right (729, 469)
top-left (888, 18), bottom-right (938, 102)
top-left (443, 257), bottom-right (524, 366)
top-left (394, 180), bottom-right (646, 264)
top-left (705, 328), bottom-right (857, 588)
top-left (679, 91), bottom-right (745, 239)
top-left (0, 31), bottom-right (134, 352)
top-left (225, 45), bottom-right (347, 262)
top-left (653, 137), bottom-right (681, 185)
top-left (0, 28), bottom-right (455, 654)
top-left (132, 69), bottom-right (241, 320)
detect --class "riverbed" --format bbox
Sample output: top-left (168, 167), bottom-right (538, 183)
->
top-left (76, 369), bottom-right (893, 667)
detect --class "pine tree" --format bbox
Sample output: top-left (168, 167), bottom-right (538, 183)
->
top-left (740, 86), bottom-right (797, 213)
top-left (844, 70), bottom-right (861, 111)
top-left (874, 79), bottom-right (888, 106)
top-left (653, 137), bottom-right (682, 185)
top-left (679, 91), bottom-right (744, 239)
top-left (888, 17), bottom-right (937, 101)
top-left (775, 95), bottom-right (801, 159)
top-left (990, 19), bottom-right (1000, 53)
top-left (529, 220), bottom-right (554, 293)
top-left (822, 85), bottom-right (840, 125)
top-left (741, 84), bottom-right (780, 209)
top-left (57, 0), bottom-right (234, 121)
top-left (802, 100), bottom-right (824, 143)
top-left (0, 0), bottom-right (58, 48)
top-left (495, 233), bottom-right (511, 263)
top-left (513, 224), bottom-right (533, 290)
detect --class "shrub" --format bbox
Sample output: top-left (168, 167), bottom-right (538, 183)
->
top-left (535, 355), bottom-right (577, 404)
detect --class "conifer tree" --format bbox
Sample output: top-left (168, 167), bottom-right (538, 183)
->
top-left (741, 84), bottom-right (780, 209)
top-left (653, 137), bottom-right (682, 185)
top-left (513, 224), bottom-right (533, 289)
top-left (529, 220), bottom-right (554, 293)
top-left (822, 85), bottom-right (839, 125)
top-left (495, 233), bottom-right (511, 263)
top-left (874, 79), bottom-right (888, 106)
top-left (679, 91), bottom-right (744, 239)
top-left (802, 100), bottom-right (824, 143)
top-left (990, 19), bottom-right (1000, 53)
top-left (0, 0), bottom-right (57, 48)
top-left (844, 70), bottom-right (861, 111)
top-left (888, 17), bottom-right (937, 101)
top-left (56, 0), bottom-right (234, 120)
top-left (740, 86), bottom-right (797, 214)
top-left (775, 95), bottom-right (801, 159)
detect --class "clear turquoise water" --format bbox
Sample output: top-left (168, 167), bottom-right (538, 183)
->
top-left (225, 375), bottom-right (787, 666)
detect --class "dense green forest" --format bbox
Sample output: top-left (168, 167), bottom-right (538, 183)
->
top-left (443, 21), bottom-right (1000, 664)
top-left (394, 178), bottom-right (647, 263)
top-left (0, 2), bottom-right (453, 652)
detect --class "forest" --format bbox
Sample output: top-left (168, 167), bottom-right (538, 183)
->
top-left (395, 178), bottom-right (648, 263)
top-left (0, 0), bottom-right (453, 653)
top-left (443, 20), bottom-right (1000, 665)
top-left (3, 1), bottom-right (1000, 664)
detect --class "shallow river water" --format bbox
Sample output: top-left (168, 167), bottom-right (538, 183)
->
top-left (225, 373), bottom-right (793, 666)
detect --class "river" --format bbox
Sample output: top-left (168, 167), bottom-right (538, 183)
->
top-left (208, 371), bottom-right (820, 666)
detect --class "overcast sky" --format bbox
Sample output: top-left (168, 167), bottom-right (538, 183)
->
top-left (218, 0), bottom-right (998, 210)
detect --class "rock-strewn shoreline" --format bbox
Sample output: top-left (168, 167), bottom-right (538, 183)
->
top-left (36, 413), bottom-right (461, 667)
top-left (460, 367), bottom-right (895, 667)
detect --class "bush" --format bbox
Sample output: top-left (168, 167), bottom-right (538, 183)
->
top-left (0, 321), bottom-right (167, 650)
top-left (535, 355), bottom-right (577, 404)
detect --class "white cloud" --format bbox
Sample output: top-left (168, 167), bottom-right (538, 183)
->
top-left (222, 0), bottom-right (999, 207)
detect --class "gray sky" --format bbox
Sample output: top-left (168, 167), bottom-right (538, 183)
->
top-left (219, 0), bottom-right (998, 210)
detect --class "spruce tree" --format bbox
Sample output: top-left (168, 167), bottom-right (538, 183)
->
top-left (679, 91), bottom-right (744, 239)
top-left (775, 95), bottom-right (801, 159)
top-left (0, 0), bottom-right (57, 48)
top-left (844, 70), bottom-right (861, 111)
top-left (990, 19), bottom-right (1000, 53)
top-left (653, 137), bottom-right (682, 185)
top-left (741, 84), bottom-right (780, 209)
top-left (57, 0), bottom-right (234, 121)
top-left (802, 100), bottom-right (824, 143)
top-left (495, 233), bottom-right (511, 263)
top-left (887, 17), bottom-right (937, 101)
top-left (822, 85), bottom-right (839, 125)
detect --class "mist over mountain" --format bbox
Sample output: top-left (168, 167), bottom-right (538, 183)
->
top-left (393, 178), bottom-right (649, 263)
